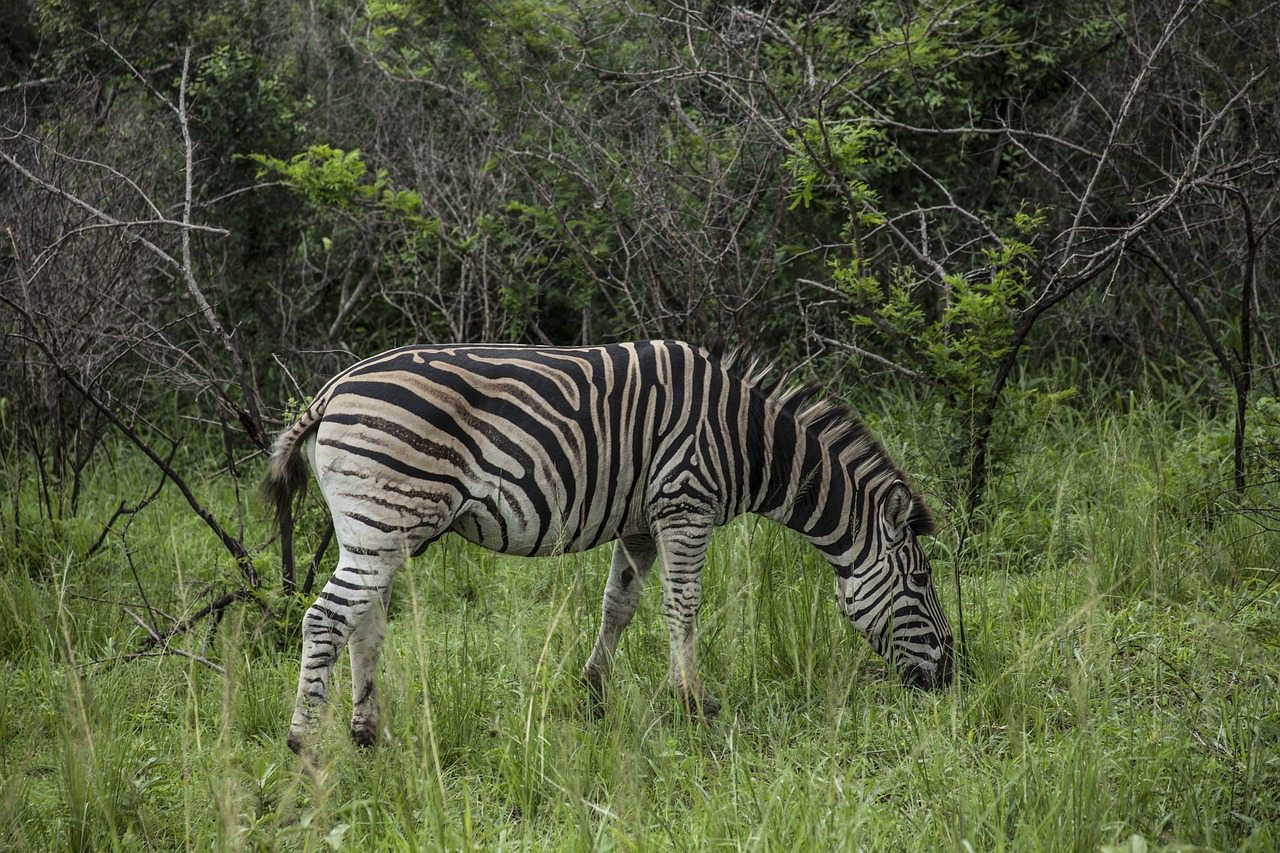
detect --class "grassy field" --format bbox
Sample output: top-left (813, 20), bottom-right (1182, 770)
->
top-left (1, 390), bottom-right (1277, 851)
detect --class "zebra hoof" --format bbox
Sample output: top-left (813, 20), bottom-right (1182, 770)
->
top-left (287, 731), bottom-right (325, 772)
top-left (350, 722), bottom-right (380, 748)
top-left (679, 689), bottom-right (722, 719)
top-left (581, 669), bottom-right (607, 718)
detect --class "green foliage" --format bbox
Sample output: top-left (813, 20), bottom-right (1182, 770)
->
top-left (9, 0), bottom-right (1266, 383)
top-left (243, 143), bottom-right (446, 348)
top-left (189, 44), bottom-right (308, 155)
top-left (842, 212), bottom-right (1035, 388)
top-left (770, 3), bottom-right (1113, 502)
top-left (248, 146), bottom-right (435, 231)
top-left (785, 119), bottom-right (884, 227)
top-left (792, 119), bottom-right (1073, 492)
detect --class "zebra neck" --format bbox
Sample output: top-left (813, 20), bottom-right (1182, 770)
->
top-left (756, 439), bottom-right (857, 557)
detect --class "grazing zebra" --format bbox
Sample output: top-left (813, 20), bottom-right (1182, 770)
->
top-left (263, 341), bottom-right (954, 754)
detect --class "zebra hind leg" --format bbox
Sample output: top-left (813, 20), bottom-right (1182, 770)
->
top-left (287, 550), bottom-right (402, 757)
top-left (582, 534), bottom-right (656, 712)
top-left (348, 583), bottom-right (393, 746)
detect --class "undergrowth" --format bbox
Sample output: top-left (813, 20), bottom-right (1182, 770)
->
top-left (0, 391), bottom-right (1276, 851)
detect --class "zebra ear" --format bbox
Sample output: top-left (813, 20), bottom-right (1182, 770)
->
top-left (883, 480), bottom-right (935, 539)
top-left (883, 480), bottom-right (914, 540)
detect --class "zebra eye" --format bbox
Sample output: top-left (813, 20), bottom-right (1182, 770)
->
top-left (908, 570), bottom-right (932, 585)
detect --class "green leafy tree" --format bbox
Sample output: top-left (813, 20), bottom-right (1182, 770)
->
top-left (787, 117), bottom-right (1074, 511)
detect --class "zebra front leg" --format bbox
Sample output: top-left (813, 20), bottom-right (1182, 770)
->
top-left (654, 522), bottom-right (720, 718)
top-left (287, 555), bottom-right (397, 756)
top-left (348, 583), bottom-right (392, 747)
top-left (582, 534), bottom-right (656, 707)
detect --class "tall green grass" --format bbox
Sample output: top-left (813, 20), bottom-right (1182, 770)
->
top-left (0, 392), bottom-right (1276, 850)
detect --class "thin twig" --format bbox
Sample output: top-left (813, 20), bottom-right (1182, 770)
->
top-left (120, 608), bottom-right (226, 674)
top-left (68, 593), bottom-right (176, 625)
top-left (131, 589), bottom-right (254, 656)
top-left (813, 334), bottom-right (933, 384)
top-left (85, 439), bottom-right (180, 556)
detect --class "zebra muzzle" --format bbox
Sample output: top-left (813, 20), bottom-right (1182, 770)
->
top-left (898, 638), bottom-right (955, 690)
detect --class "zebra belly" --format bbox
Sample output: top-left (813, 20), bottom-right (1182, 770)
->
top-left (448, 491), bottom-right (631, 556)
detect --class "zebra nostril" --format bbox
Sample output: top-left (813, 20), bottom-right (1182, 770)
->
top-left (900, 663), bottom-right (931, 690)
top-left (898, 642), bottom-right (955, 689)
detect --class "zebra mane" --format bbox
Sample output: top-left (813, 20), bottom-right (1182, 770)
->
top-left (714, 344), bottom-right (872, 458)
top-left (712, 344), bottom-right (935, 535)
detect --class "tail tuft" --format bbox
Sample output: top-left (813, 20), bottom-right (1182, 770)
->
top-left (260, 405), bottom-right (324, 590)
top-left (260, 423), bottom-right (313, 537)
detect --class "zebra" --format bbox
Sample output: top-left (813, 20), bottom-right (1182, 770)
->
top-left (262, 340), bottom-right (954, 754)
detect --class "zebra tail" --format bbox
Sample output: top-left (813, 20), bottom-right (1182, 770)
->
top-left (260, 401), bottom-right (325, 590)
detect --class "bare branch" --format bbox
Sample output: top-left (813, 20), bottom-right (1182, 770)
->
top-left (120, 608), bottom-right (227, 674)
top-left (129, 589), bottom-right (254, 659)
top-left (814, 334), bottom-right (934, 384)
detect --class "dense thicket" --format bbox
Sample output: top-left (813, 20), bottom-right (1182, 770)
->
top-left (2, 0), bottom-right (1277, 551)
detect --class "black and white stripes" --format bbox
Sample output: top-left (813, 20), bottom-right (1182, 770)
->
top-left (264, 340), bottom-right (954, 753)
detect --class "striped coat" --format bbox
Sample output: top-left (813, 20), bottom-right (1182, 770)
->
top-left (264, 341), bottom-right (953, 754)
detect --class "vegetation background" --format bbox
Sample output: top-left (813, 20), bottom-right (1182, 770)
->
top-left (1, 0), bottom-right (1277, 849)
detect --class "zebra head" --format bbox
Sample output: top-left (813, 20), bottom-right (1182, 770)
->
top-left (838, 479), bottom-right (955, 689)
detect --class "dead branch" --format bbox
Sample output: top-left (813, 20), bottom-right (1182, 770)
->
top-left (0, 298), bottom-right (259, 588)
top-left (121, 608), bottom-right (228, 674)
top-left (129, 589), bottom-right (255, 659)
top-left (85, 439), bottom-right (180, 556)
